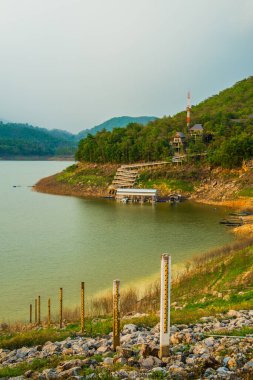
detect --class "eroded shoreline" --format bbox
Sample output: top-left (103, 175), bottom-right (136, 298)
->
top-left (34, 162), bottom-right (253, 238)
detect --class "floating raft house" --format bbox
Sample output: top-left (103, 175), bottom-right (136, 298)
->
top-left (115, 188), bottom-right (157, 203)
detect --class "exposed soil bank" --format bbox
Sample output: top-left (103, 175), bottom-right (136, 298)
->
top-left (35, 161), bottom-right (253, 207)
top-left (34, 163), bottom-right (118, 198)
top-left (35, 173), bottom-right (109, 198)
top-left (35, 162), bottom-right (253, 238)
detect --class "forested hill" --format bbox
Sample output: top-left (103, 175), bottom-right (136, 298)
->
top-left (0, 116), bottom-right (156, 159)
top-left (0, 123), bottom-right (77, 158)
top-left (76, 116), bottom-right (157, 139)
top-left (169, 76), bottom-right (253, 127)
top-left (76, 76), bottom-right (253, 167)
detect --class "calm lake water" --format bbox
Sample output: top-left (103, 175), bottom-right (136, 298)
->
top-left (0, 161), bottom-right (234, 321)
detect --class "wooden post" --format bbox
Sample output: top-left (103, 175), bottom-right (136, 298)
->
top-left (35, 299), bottom-right (37, 324)
top-left (160, 254), bottom-right (171, 358)
top-left (81, 282), bottom-right (85, 333)
top-left (38, 296), bottom-right (41, 325)
top-left (48, 298), bottom-right (51, 328)
top-left (113, 279), bottom-right (120, 350)
top-left (29, 304), bottom-right (32, 323)
top-left (59, 288), bottom-right (63, 328)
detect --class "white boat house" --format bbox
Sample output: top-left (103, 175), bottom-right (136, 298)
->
top-left (115, 188), bottom-right (157, 203)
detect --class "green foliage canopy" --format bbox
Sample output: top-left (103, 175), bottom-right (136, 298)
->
top-left (77, 76), bottom-right (253, 167)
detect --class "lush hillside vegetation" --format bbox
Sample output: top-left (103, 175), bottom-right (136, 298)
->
top-left (0, 116), bottom-right (156, 159)
top-left (76, 116), bottom-right (157, 139)
top-left (0, 123), bottom-right (76, 158)
top-left (76, 76), bottom-right (253, 167)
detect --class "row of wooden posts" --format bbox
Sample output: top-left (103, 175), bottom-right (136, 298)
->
top-left (29, 282), bottom-right (85, 333)
top-left (29, 255), bottom-right (171, 357)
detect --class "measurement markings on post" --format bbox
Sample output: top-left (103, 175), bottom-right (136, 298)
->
top-left (113, 280), bottom-right (120, 350)
top-left (163, 258), bottom-right (169, 334)
top-left (160, 254), bottom-right (171, 358)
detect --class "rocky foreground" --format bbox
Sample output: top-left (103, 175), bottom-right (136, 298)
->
top-left (2, 310), bottom-right (253, 379)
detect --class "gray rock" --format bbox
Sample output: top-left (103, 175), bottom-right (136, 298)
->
top-left (122, 324), bottom-right (137, 334)
top-left (103, 357), bottom-right (114, 365)
top-left (121, 334), bottom-right (133, 343)
top-left (204, 367), bottom-right (217, 377)
top-left (203, 337), bottom-right (215, 347)
top-left (217, 366), bottom-right (229, 373)
top-left (96, 345), bottom-right (109, 353)
top-left (42, 368), bottom-right (58, 379)
top-left (24, 370), bottom-right (33, 378)
top-left (57, 366), bottom-right (81, 379)
top-left (139, 356), bottom-right (154, 368)
top-left (244, 359), bottom-right (253, 369)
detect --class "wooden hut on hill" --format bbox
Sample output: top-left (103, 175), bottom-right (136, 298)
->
top-left (171, 132), bottom-right (186, 155)
top-left (190, 124), bottom-right (203, 139)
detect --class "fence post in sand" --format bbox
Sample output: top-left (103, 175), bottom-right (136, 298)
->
top-left (35, 299), bottom-right (37, 324)
top-left (159, 254), bottom-right (171, 358)
top-left (81, 282), bottom-right (85, 333)
top-left (48, 298), bottom-right (51, 328)
top-left (38, 296), bottom-right (41, 325)
top-left (29, 304), bottom-right (32, 323)
top-left (59, 288), bottom-right (63, 328)
top-left (113, 279), bottom-right (120, 350)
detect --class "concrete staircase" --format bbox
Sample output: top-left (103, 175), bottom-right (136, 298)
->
top-left (110, 161), bottom-right (170, 190)
top-left (112, 167), bottom-right (139, 189)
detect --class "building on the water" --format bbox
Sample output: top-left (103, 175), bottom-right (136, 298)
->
top-left (115, 188), bottom-right (157, 203)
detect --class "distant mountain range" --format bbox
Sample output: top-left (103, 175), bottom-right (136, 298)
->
top-left (0, 116), bottom-right (157, 158)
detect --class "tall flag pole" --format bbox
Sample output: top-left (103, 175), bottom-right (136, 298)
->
top-left (187, 91), bottom-right (191, 131)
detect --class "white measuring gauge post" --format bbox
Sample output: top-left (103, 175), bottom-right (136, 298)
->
top-left (160, 254), bottom-right (171, 357)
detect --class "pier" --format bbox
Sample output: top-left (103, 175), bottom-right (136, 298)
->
top-left (115, 188), bottom-right (157, 203)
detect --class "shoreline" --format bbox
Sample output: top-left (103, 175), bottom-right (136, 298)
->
top-left (34, 168), bottom-right (253, 237)
top-left (34, 173), bottom-right (109, 198)
top-left (34, 172), bottom-right (252, 207)
top-left (0, 156), bottom-right (74, 161)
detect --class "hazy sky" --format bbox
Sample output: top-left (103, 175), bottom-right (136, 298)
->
top-left (0, 0), bottom-right (252, 133)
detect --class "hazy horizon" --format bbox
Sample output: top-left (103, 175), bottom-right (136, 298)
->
top-left (0, 0), bottom-right (252, 133)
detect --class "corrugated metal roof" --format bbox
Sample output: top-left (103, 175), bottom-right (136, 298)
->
top-left (116, 188), bottom-right (157, 194)
top-left (190, 124), bottom-right (203, 131)
top-left (175, 131), bottom-right (185, 138)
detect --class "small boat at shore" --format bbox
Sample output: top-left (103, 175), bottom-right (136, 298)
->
top-left (220, 218), bottom-right (243, 227)
top-left (229, 211), bottom-right (252, 217)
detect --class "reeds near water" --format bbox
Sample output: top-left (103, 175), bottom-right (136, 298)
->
top-left (1, 237), bottom-right (253, 334)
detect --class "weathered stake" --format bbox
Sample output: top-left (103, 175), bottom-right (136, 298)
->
top-left (113, 279), bottom-right (120, 350)
top-left (159, 254), bottom-right (171, 358)
top-left (48, 298), bottom-right (51, 328)
top-left (35, 299), bottom-right (37, 324)
top-left (29, 304), bottom-right (32, 323)
top-left (38, 296), bottom-right (41, 325)
top-left (59, 288), bottom-right (63, 328)
top-left (81, 282), bottom-right (85, 333)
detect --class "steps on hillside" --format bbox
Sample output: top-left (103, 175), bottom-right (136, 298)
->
top-left (112, 166), bottom-right (139, 189)
top-left (110, 161), bottom-right (171, 191)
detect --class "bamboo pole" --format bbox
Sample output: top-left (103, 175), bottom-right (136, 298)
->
top-left (159, 254), bottom-right (171, 358)
top-left (38, 296), bottom-right (41, 325)
top-left (48, 298), bottom-right (51, 328)
top-left (59, 288), bottom-right (63, 328)
top-left (113, 279), bottom-right (120, 350)
top-left (35, 299), bottom-right (37, 324)
top-left (29, 304), bottom-right (32, 323)
top-left (81, 282), bottom-right (85, 333)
